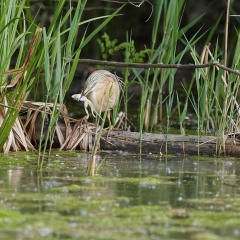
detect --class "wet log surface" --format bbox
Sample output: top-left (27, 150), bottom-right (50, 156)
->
top-left (19, 110), bottom-right (240, 157)
top-left (100, 131), bottom-right (240, 157)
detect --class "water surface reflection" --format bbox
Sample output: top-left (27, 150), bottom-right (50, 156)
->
top-left (0, 152), bottom-right (240, 239)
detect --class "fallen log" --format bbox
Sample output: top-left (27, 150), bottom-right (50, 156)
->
top-left (22, 117), bottom-right (240, 157)
top-left (19, 103), bottom-right (240, 157)
top-left (100, 131), bottom-right (240, 157)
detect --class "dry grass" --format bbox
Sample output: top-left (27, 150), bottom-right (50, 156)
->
top-left (19, 102), bottom-right (103, 151)
top-left (0, 98), bottom-right (35, 153)
top-left (60, 118), bottom-right (99, 151)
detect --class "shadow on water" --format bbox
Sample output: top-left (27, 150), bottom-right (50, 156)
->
top-left (1, 151), bottom-right (240, 239)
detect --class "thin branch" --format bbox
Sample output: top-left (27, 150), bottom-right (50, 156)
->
top-left (84, 7), bottom-right (119, 11)
top-left (101, 0), bottom-right (127, 3)
top-left (128, 0), bottom-right (153, 22)
top-left (76, 58), bottom-right (240, 76)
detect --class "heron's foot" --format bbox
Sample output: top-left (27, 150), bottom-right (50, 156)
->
top-left (104, 125), bottom-right (120, 131)
top-left (82, 115), bottom-right (89, 120)
top-left (104, 125), bottom-right (121, 140)
top-left (104, 125), bottom-right (113, 131)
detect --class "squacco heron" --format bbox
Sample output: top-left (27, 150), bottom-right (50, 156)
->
top-left (72, 70), bottom-right (122, 125)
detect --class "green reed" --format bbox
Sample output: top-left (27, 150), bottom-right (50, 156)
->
top-left (0, 0), bottom-right (125, 158)
top-left (37, 1), bottom-right (125, 169)
top-left (0, 0), bottom-right (42, 151)
top-left (2, 0), bottom-right (240, 159)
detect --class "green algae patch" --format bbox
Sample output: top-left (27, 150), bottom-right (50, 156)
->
top-left (0, 200), bottom-right (239, 240)
top-left (188, 210), bottom-right (240, 227)
top-left (49, 184), bottom-right (105, 192)
top-left (0, 152), bottom-right (240, 239)
top-left (0, 207), bottom-right (24, 222)
top-left (192, 233), bottom-right (221, 240)
top-left (83, 175), bottom-right (175, 185)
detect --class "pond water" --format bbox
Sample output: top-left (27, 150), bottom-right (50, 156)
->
top-left (0, 151), bottom-right (240, 240)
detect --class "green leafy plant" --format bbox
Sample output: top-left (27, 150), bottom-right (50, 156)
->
top-left (97, 32), bottom-right (153, 63)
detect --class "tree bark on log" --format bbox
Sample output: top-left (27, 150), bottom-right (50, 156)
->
top-left (100, 131), bottom-right (240, 157)
top-left (19, 110), bottom-right (240, 157)
top-left (17, 102), bottom-right (240, 157)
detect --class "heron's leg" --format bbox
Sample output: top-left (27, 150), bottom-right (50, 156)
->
top-left (104, 111), bottom-right (114, 132)
top-left (107, 111), bottom-right (112, 127)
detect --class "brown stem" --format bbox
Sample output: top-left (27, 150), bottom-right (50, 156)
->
top-left (76, 58), bottom-right (240, 76)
